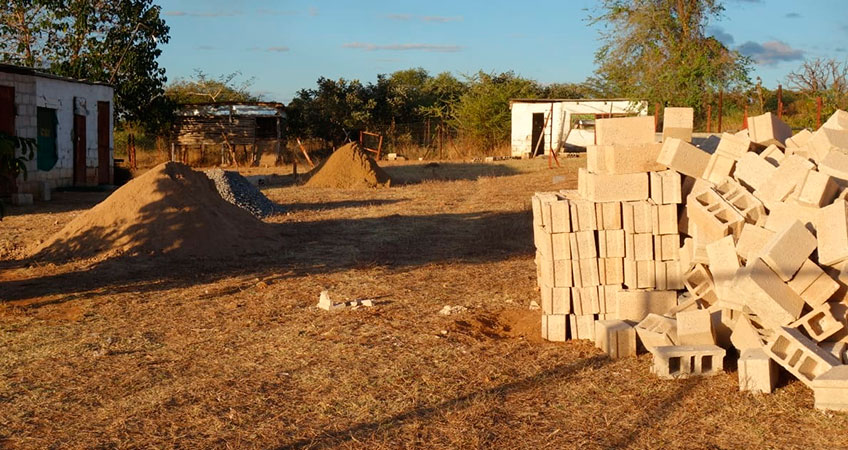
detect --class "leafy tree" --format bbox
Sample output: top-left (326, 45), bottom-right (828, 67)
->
top-left (589, 0), bottom-right (750, 111)
top-left (0, 0), bottom-right (172, 132)
top-left (286, 77), bottom-right (375, 146)
top-left (450, 71), bottom-right (541, 150)
top-left (166, 70), bottom-right (259, 104)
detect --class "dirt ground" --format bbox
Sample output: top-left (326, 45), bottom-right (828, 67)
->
top-left (2, 155), bottom-right (848, 449)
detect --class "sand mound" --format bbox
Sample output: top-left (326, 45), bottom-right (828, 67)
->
top-left (305, 142), bottom-right (391, 189)
top-left (31, 162), bottom-right (278, 262)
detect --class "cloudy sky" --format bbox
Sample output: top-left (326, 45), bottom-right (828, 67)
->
top-left (156, 0), bottom-right (848, 102)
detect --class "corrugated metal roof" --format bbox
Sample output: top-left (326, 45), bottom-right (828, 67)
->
top-left (0, 63), bottom-right (113, 87)
top-left (176, 103), bottom-right (285, 117)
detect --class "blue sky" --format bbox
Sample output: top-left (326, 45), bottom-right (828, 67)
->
top-left (156, 0), bottom-right (848, 103)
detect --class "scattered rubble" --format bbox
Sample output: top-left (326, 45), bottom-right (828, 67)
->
top-left (533, 109), bottom-right (848, 411)
top-left (316, 290), bottom-right (376, 311)
top-left (439, 305), bottom-right (468, 316)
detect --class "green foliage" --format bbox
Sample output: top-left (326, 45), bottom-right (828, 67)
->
top-left (166, 70), bottom-right (259, 104)
top-left (0, 0), bottom-right (173, 132)
top-left (450, 71), bottom-right (541, 150)
top-left (589, 0), bottom-right (751, 112)
top-left (286, 77), bottom-right (376, 146)
top-left (0, 132), bottom-right (36, 184)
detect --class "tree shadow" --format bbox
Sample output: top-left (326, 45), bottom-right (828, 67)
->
top-left (273, 355), bottom-right (611, 449)
top-left (383, 162), bottom-right (522, 185)
top-left (283, 199), bottom-right (402, 212)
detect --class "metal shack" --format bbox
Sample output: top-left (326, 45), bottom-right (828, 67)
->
top-left (0, 63), bottom-right (114, 195)
top-left (172, 102), bottom-right (285, 166)
top-left (509, 99), bottom-right (648, 157)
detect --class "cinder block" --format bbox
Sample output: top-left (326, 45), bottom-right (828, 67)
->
top-left (819, 200), bottom-right (848, 267)
top-left (666, 261), bottom-right (684, 290)
top-left (824, 110), bottom-right (848, 130)
top-left (734, 258), bottom-right (806, 328)
top-left (812, 366), bottom-right (848, 411)
top-left (687, 188), bottom-right (744, 241)
top-left (819, 150), bottom-right (848, 187)
top-left (796, 170), bottom-right (839, 207)
top-left (714, 178), bottom-right (766, 226)
top-left (570, 314), bottom-right (596, 341)
top-left (540, 285), bottom-right (572, 315)
top-left (747, 112), bottom-right (793, 148)
top-left (785, 129), bottom-right (813, 149)
top-left (588, 143), bottom-right (666, 174)
top-left (820, 341), bottom-right (848, 364)
top-left (809, 127), bottom-right (848, 161)
top-left (635, 313), bottom-right (678, 351)
top-left (654, 260), bottom-right (667, 290)
top-left (623, 259), bottom-right (636, 288)
top-left (731, 314), bottom-right (765, 351)
top-left (788, 260), bottom-right (839, 307)
top-left (683, 264), bottom-right (718, 305)
top-left (615, 290), bottom-right (677, 322)
top-left (595, 320), bottom-right (637, 359)
top-left (760, 144), bottom-right (786, 166)
top-left (578, 168), bottom-right (650, 203)
top-left (657, 138), bottom-right (712, 178)
top-left (551, 233), bottom-right (571, 261)
top-left (733, 152), bottom-right (776, 191)
top-left (579, 258), bottom-right (600, 287)
top-left (706, 235), bottom-right (740, 305)
top-left (715, 132), bottom-right (751, 160)
top-left (759, 220), bottom-right (817, 281)
top-left (571, 198), bottom-right (598, 231)
top-left (702, 152), bottom-right (737, 185)
top-left (738, 348), bottom-right (779, 394)
top-left (575, 230), bottom-right (597, 260)
top-left (636, 260), bottom-right (655, 289)
top-left (633, 233), bottom-right (654, 261)
top-left (764, 326), bottom-right (840, 388)
top-left (595, 115), bottom-right (656, 147)
top-left (660, 170), bottom-right (682, 204)
top-left (676, 309), bottom-right (715, 345)
top-left (604, 258), bottom-right (624, 284)
top-left (650, 204), bottom-right (678, 235)
top-left (764, 201), bottom-right (819, 235)
top-left (601, 202), bottom-right (622, 230)
top-left (662, 107), bottom-right (694, 142)
top-left (542, 314), bottom-right (569, 342)
top-left (754, 155), bottom-right (815, 210)
top-left (791, 302), bottom-right (845, 342)
top-left (554, 259), bottom-right (573, 287)
top-left (659, 234), bottom-right (680, 261)
top-left (605, 229), bottom-right (625, 258)
top-left (650, 345), bottom-right (726, 379)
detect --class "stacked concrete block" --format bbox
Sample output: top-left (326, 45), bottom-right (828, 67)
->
top-left (662, 107), bottom-right (694, 142)
top-left (533, 109), bottom-right (848, 409)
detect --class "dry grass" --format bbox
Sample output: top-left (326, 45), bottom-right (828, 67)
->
top-left (2, 155), bottom-right (848, 449)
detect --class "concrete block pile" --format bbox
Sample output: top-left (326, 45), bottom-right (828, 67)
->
top-left (532, 108), bottom-right (848, 411)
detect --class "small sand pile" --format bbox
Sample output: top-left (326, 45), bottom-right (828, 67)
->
top-left (32, 162), bottom-right (278, 262)
top-left (305, 142), bottom-right (392, 189)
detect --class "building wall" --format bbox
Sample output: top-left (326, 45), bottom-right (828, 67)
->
top-left (0, 71), bottom-right (38, 140)
top-left (510, 102), bottom-right (567, 157)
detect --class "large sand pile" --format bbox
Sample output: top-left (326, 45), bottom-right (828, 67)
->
top-left (305, 142), bottom-right (392, 189)
top-left (31, 162), bottom-right (278, 262)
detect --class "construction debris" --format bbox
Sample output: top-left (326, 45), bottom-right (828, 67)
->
top-left (205, 168), bottom-right (285, 218)
top-left (533, 109), bottom-right (848, 410)
top-left (317, 290), bottom-right (376, 311)
top-left (439, 305), bottom-right (468, 316)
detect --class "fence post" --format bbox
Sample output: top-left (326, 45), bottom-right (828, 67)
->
top-left (717, 90), bottom-right (723, 133)
top-left (777, 84), bottom-right (784, 119)
top-left (817, 97), bottom-right (823, 129)
top-left (706, 104), bottom-right (712, 133)
top-left (742, 104), bottom-right (748, 130)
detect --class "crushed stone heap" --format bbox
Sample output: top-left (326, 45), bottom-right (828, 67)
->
top-left (533, 109), bottom-right (848, 411)
top-left (32, 162), bottom-right (278, 262)
top-left (205, 168), bottom-right (284, 218)
top-left (304, 142), bottom-right (392, 189)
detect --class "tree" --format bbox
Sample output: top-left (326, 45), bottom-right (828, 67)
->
top-left (589, 0), bottom-right (750, 111)
top-left (166, 70), bottom-right (259, 104)
top-left (786, 58), bottom-right (848, 106)
top-left (450, 71), bottom-right (540, 150)
top-left (0, 0), bottom-right (172, 131)
top-left (286, 77), bottom-right (375, 146)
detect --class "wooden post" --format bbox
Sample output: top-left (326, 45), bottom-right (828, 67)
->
top-left (275, 116), bottom-right (282, 166)
top-left (742, 104), bottom-right (748, 130)
top-left (654, 103), bottom-right (659, 132)
top-left (717, 90), bottom-right (724, 133)
top-left (777, 84), bottom-right (784, 119)
top-left (817, 96), bottom-right (823, 129)
top-left (706, 104), bottom-right (712, 133)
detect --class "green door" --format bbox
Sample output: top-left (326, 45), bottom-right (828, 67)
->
top-left (37, 107), bottom-right (58, 171)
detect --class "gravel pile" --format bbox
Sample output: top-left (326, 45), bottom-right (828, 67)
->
top-left (205, 168), bottom-right (284, 219)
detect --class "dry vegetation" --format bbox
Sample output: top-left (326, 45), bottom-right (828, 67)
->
top-left (2, 156), bottom-right (848, 449)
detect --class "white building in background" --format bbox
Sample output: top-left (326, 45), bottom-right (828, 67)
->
top-left (0, 63), bottom-right (114, 195)
top-left (509, 99), bottom-right (648, 157)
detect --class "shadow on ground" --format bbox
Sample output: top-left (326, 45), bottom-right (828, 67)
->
top-left (383, 162), bottom-right (522, 185)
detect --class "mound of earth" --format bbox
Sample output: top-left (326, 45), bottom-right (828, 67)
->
top-left (31, 162), bottom-right (278, 262)
top-left (305, 142), bottom-right (392, 189)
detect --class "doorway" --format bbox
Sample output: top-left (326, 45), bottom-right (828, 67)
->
top-left (531, 112), bottom-right (545, 155)
top-left (37, 107), bottom-right (58, 171)
top-left (73, 114), bottom-right (86, 185)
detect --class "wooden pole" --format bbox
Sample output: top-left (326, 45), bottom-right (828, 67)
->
top-left (717, 90), bottom-right (724, 133)
top-left (654, 103), bottom-right (659, 131)
top-left (296, 138), bottom-right (315, 168)
top-left (817, 96), bottom-right (823, 129)
top-left (742, 104), bottom-right (748, 130)
top-left (706, 104), bottom-right (712, 133)
top-left (777, 84), bottom-right (784, 119)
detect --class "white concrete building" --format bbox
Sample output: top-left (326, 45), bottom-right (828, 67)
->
top-left (0, 63), bottom-right (114, 195)
top-left (509, 99), bottom-right (648, 157)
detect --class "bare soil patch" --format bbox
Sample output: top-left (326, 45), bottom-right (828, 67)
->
top-left (2, 156), bottom-right (848, 449)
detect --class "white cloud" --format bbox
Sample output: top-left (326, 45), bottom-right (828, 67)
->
top-left (737, 40), bottom-right (804, 65)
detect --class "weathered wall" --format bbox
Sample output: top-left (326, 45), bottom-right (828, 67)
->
top-left (510, 102), bottom-right (567, 157)
top-left (0, 71), bottom-right (37, 140)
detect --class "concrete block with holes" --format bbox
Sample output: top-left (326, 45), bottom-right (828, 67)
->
top-left (764, 326), bottom-right (840, 388)
top-left (649, 345), bottom-right (726, 379)
top-left (812, 366), bottom-right (848, 411)
top-left (676, 309), bottom-right (716, 345)
top-left (734, 258), bottom-right (805, 328)
top-left (790, 302), bottom-right (845, 342)
top-left (683, 264), bottom-right (718, 306)
top-left (636, 313), bottom-right (678, 351)
top-left (759, 220), bottom-right (817, 281)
